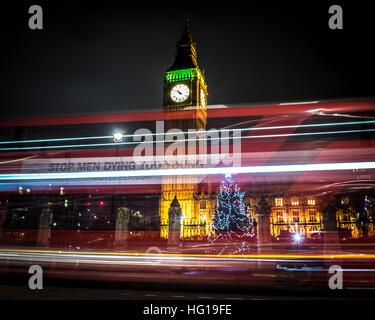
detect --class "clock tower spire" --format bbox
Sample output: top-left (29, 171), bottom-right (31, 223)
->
top-left (167, 16), bottom-right (197, 71)
top-left (163, 17), bottom-right (207, 121)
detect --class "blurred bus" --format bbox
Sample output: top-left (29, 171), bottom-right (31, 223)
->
top-left (0, 99), bottom-right (374, 251)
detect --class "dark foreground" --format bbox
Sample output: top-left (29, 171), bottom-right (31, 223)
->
top-left (1, 274), bottom-right (375, 300)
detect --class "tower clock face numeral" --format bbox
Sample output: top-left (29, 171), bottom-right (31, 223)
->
top-left (170, 84), bottom-right (189, 103)
top-left (200, 88), bottom-right (206, 107)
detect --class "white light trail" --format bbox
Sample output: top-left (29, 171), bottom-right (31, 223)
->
top-left (1, 128), bottom-right (375, 151)
top-left (0, 120), bottom-right (374, 147)
top-left (279, 101), bottom-right (319, 105)
top-left (0, 161), bottom-right (374, 180)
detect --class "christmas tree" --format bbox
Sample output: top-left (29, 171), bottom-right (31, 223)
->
top-left (208, 173), bottom-right (254, 254)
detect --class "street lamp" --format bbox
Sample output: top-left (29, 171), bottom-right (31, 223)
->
top-left (293, 232), bottom-right (303, 243)
top-left (112, 130), bottom-right (124, 227)
top-left (113, 131), bottom-right (124, 142)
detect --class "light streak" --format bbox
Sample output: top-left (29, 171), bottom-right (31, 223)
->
top-left (0, 161), bottom-right (374, 180)
top-left (279, 101), bottom-right (319, 105)
top-left (0, 128), bottom-right (375, 151)
top-left (0, 135), bottom-right (112, 145)
top-left (1, 248), bottom-right (375, 260)
top-left (0, 120), bottom-right (374, 148)
top-left (0, 155), bottom-right (37, 165)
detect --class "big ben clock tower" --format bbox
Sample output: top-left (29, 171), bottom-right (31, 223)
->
top-left (160, 17), bottom-right (213, 240)
top-left (162, 17), bottom-right (207, 131)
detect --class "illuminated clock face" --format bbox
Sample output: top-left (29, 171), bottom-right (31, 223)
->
top-left (200, 88), bottom-right (206, 107)
top-left (170, 84), bottom-right (189, 103)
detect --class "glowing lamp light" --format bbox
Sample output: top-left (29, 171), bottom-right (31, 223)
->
top-left (293, 233), bottom-right (303, 243)
top-left (99, 201), bottom-right (104, 206)
top-left (113, 132), bottom-right (124, 142)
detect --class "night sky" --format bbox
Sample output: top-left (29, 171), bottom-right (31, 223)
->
top-left (1, 1), bottom-right (374, 119)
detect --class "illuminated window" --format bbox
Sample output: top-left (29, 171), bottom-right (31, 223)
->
top-left (309, 210), bottom-right (316, 222)
top-left (200, 201), bottom-right (206, 210)
top-left (308, 199), bottom-right (316, 206)
top-left (275, 198), bottom-right (283, 206)
top-left (292, 211), bottom-right (299, 222)
top-left (277, 211), bottom-right (284, 223)
top-left (291, 198), bottom-right (299, 206)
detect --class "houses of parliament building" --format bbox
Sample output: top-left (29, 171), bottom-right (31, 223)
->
top-left (158, 18), bottom-right (373, 241)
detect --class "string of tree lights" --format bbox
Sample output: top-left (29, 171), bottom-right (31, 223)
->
top-left (208, 173), bottom-right (255, 254)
